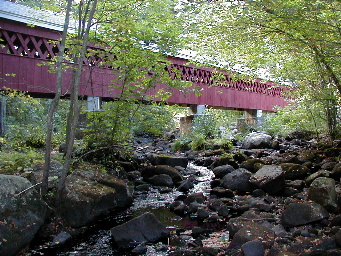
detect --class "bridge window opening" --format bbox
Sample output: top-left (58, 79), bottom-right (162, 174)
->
top-left (39, 43), bottom-right (48, 58)
top-left (0, 33), bottom-right (6, 50)
top-left (52, 45), bottom-right (59, 56)
top-left (13, 37), bottom-right (21, 50)
top-left (27, 40), bottom-right (35, 55)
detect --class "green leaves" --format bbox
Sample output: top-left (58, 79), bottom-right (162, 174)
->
top-left (190, 0), bottom-right (341, 138)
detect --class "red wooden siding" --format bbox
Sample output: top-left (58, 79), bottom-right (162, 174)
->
top-left (0, 18), bottom-right (289, 111)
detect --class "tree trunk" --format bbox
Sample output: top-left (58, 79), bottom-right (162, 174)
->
top-left (325, 99), bottom-right (337, 140)
top-left (41, 0), bottom-right (73, 196)
top-left (57, 0), bottom-right (98, 197)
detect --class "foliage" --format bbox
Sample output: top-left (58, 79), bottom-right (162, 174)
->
top-left (189, 133), bottom-right (206, 150)
top-left (263, 98), bottom-right (341, 138)
top-left (0, 149), bottom-right (44, 174)
top-left (131, 103), bottom-right (177, 137)
top-left (212, 137), bottom-right (233, 150)
top-left (84, 101), bottom-right (133, 149)
top-left (1, 91), bottom-right (68, 150)
top-left (192, 114), bottom-right (217, 138)
top-left (172, 136), bottom-right (191, 151)
top-left (191, 0), bottom-right (341, 138)
top-left (84, 102), bottom-right (179, 148)
top-left (172, 108), bottom-right (238, 151)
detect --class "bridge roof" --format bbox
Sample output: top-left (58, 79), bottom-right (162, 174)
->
top-left (0, 0), bottom-right (77, 32)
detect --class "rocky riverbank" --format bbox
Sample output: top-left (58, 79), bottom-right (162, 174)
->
top-left (125, 131), bottom-right (341, 255)
top-left (1, 131), bottom-right (341, 256)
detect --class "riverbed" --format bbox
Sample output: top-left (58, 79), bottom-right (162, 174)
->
top-left (27, 163), bottom-right (216, 256)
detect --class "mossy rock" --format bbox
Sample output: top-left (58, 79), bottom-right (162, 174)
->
top-left (59, 170), bottom-right (132, 227)
top-left (141, 165), bottom-right (184, 184)
top-left (240, 159), bottom-right (265, 173)
top-left (280, 163), bottom-right (310, 180)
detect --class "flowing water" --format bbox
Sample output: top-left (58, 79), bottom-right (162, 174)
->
top-left (28, 163), bottom-right (214, 256)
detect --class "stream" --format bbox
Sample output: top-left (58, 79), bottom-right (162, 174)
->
top-left (28, 163), bottom-right (215, 256)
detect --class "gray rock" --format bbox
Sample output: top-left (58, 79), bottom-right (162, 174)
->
top-left (173, 203), bottom-right (188, 215)
top-left (132, 243), bottom-right (148, 254)
top-left (148, 154), bottom-right (188, 168)
top-left (281, 202), bottom-right (329, 227)
top-left (308, 177), bottom-right (338, 212)
top-left (221, 168), bottom-right (254, 192)
top-left (52, 231), bottom-right (72, 246)
top-left (250, 199), bottom-right (273, 212)
top-left (111, 212), bottom-right (169, 248)
top-left (241, 240), bottom-right (265, 256)
top-left (74, 170), bottom-right (133, 208)
top-left (197, 208), bottom-right (210, 219)
top-left (228, 222), bottom-right (275, 249)
top-left (321, 161), bottom-right (337, 171)
top-left (305, 170), bottom-right (330, 186)
top-left (227, 211), bottom-right (264, 237)
top-left (210, 188), bottom-right (234, 198)
top-left (335, 229), bottom-right (341, 247)
top-left (149, 174), bottom-right (174, 187)
top-left (212, 164), bottom-right (235, 179)
top-left (188, 202), bottom-right (203, 214)
top-left (141, 165), bottom-right (184, 184)
top-left (184, 192), bottom-right (206, 205)
top-left (178, 179), bottom-right (194, 192)
top-left (249, 165), bottom-right (285, 194)
top-left (208, 198), bottom-right (226, 211)
top-left (0, 175), bottom-right (46, 256)
top-left (242, 132), bottom-right (272, 149)
top-left (218, 205), bottom-right (230, 217)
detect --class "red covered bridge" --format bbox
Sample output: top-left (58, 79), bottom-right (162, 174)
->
top-left (0, 0), bottom-right (288, 112)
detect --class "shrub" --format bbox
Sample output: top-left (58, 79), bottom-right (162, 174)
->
top-left (0, 149), bottom-right (44, 174)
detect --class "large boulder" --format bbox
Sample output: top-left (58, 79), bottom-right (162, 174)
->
top-left (148, 154), bottom-right (188, 168)
top-left (111, 212), bottom-right (169, 248)
top-left (59, 170), bottom-right (132, 227)
top-left (281, 202), bottom-right (329, 227)
top-left (308, 177), bottom-right (338, 212)
top-left (141, 165), bottom-right (184, 185)
top-left (73, 170), bottom-right (133, 208)
top-left (220, 169), bottom-right (254, 192)
top-left (249, 165), bottom-right (285, 194)
top-left (241, 132), bottom-right (272, 149)
top-left (0, 175), bottom-right (46, 256)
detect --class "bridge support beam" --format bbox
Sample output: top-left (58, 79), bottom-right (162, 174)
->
top-left (245, 109), bottom-right (258, 125)
top-left (180, 105), bottom-right (206, 134)
top-left (237, 109), bottom-right (265, 130)
top-left (87, 96), bottom-right (101, 111)
top-left (189, 104), bottom-right (206, 115)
